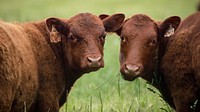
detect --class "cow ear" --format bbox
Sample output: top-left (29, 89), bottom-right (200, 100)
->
top-left (99, 14), bottom-right (109, 20)
top-left (101, 13), bottom-right (125, 32)
top-left (158, 16), bottom-right (181, 38)
top-left (46, 18), bottom-right (69, 43)
top-left (197, 2), bottom-right (200, 11)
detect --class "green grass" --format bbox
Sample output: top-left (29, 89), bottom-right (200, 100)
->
top-left (0, 0), bottom-right (199, 111)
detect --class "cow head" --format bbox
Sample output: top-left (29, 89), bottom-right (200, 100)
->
top-left (46, 13), bottom-right (125, 74)
top-left (116, 14), bottom-right (180, 81)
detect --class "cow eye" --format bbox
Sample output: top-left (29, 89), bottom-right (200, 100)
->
top-left (99, 33), bottom-right (106, 41)
top-left (120, 36), bottom-right (126, 43)
top-left (149, 39), bottom-right (157, 45)
top-left (69, 35), bottom-right (77, 42)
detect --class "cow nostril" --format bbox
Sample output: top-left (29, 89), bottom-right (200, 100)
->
top-left (87, 57), bottom-right (101, 63)
top-left (87, 56), bottom-right (102, 68)
top-left (125, 65), bottom-right (140, 73)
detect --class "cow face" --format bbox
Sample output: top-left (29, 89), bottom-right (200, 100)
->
top-left (117, 14), bottom-right (180, 81)
top-left (46, 13), bottom-right (125, 74)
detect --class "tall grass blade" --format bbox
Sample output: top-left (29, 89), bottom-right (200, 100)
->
top-left (117, 73), bottom-right (121, 98)
top-left (128, 98), bottom-right (135, 112)
top-left (98, 91), bottom-right (103, 112)
top-left (90, 96), bottom-right (92, 112)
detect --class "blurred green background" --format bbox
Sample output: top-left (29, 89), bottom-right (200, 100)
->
top-left (0, 0), bottom-right (198, 112)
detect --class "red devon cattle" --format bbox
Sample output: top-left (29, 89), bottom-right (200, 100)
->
top-left (117, 12), bottom-right (200, 112)
top-left (0, 13), bottom-right (125, 112)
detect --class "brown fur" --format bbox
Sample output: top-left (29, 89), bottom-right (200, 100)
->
top-left (197, 2), bottom-right (200, 11)
top-left (162, 12), bottom-right (200, 111)
top-left (117, 12), bottom-right (200, 112)
top-left (0, 13), bottom-right (125, 112)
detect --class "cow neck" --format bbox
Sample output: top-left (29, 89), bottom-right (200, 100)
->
top-left (33, 21), bottom-right (80, 92)
top-left (26, 21), bottom-right (81, 107)
top-left (152, 36), bottom-right (169, 87)
top-left (151, 36), bottom-right (175, 108)
top-left (60, 40), bottom-right (82, 92)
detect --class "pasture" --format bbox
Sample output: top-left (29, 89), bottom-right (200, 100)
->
top-left (0, 0), bottom-right (198, 111)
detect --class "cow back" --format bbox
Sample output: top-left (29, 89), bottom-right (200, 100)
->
top-left (0, 21), bottom-right (38, 111)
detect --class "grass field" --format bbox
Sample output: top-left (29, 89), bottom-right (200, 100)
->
top-left (0, 0), bottom-right (199, 111)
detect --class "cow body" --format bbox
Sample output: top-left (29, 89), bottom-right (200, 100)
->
top-left (117, 12), bottom-right (200, 112)
top-left (162, 12), bottom-right (200, 111)
top-left (0, 21), bottom-right (39, 112)
top-left (0, 13), bottom-right (125, 112)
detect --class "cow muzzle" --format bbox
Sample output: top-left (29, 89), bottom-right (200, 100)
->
top-left (120, 64), bottom-right (143, 81)
top-left (87, 55), bottom-right (104, 69)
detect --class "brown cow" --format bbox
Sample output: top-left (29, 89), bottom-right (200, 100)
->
top-left (0, 13), bottom-right (125, 112)
top-left (117, 12), bottom-right (200, 112)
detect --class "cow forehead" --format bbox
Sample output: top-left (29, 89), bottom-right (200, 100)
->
top-left (68, 13), bottom-right (105, 36)
top-left (121, 15), bottom-right (157, 38)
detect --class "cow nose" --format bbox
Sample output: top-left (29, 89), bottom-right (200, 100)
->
top-left (87, 57), bottom-right (101, 63)
top-left (124, 64), bottom-right (141, 75)
top-left (87, 56), bottom-right (102, 68)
